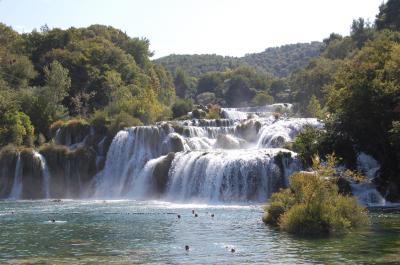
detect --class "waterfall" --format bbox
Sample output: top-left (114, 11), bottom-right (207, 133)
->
top-left (165, 149), bottom-right (298, 202)
top-left (34, 151), bottom-right (51, 198)
top-left (94, 126), bottom-right (169, 198)
top-left (257, 118), bottom-right (322, 148)
top-left (9, 153), bottom-right (22, 199)
top-left (92, 103), bottom-right (320, 202)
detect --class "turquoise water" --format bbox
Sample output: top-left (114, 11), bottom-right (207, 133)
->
top-left (0, 200), bottom-right (399, 264)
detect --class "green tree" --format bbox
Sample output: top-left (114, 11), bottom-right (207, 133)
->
top-left (42, 60), bottom-right (71, 104)
top-left (350, 18), bottom-right (374, 49)
top-left (306, 95), bottom-right (323, 118)
top-left (21, 61), bottom-right (71, 135)
top-left (173, 68), bottom-right (191, 98)
top-left (171, 98), bottom-right (192, 119)
top-left (224, 75), bottom-right (255, 107)
top-left (325, 34), bottom-right (400, 192)
top-left (251, 91), bottom-right (274, 106)
top-left (0, 111), bottom-right (34, 147)
top-left (376, 0), bottom-right (400, 31)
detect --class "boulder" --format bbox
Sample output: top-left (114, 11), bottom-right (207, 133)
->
top-left (215, 134), bottom-right (242, 149)
top-left (152, 152), bottom-right (175, 194)
top-left (236, 119), bottom-right (262, 142)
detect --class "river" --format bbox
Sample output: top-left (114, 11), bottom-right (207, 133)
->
top-left (1, 200), bottom-right (399, 264)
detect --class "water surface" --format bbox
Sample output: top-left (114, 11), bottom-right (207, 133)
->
top-left (0, 200), bottom-right (399, 264)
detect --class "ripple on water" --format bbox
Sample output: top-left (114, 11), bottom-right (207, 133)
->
top-left (0, 200), bottom-right (399, 264)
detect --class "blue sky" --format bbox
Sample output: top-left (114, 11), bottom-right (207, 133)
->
top-left (0, 0), bottom-right (384, 58)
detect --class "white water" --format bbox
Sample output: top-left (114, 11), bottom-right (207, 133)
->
top-left (352, 152), bottom-right (386, 206)
top-left (93, 103), bottom-right (319, 202)
top-left (9, 153), bottom-right (22, 199)
top-left (221, 103), bottom-right (293, 120)
top-left (166, 149), bottom-right (299, 202)
top-left (34, 151), bottom-right (51, 198)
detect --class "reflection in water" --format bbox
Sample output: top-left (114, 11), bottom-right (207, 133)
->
top-left (0, 200), bottom-right (399, 264)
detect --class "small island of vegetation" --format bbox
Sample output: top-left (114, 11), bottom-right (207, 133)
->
top-left (263, 155), bottom-right (369, 236)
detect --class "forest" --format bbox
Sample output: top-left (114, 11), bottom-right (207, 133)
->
top-left (155, 42), bottom-right (322, 78)
top-left (0, 0), bottom-right (399, 199)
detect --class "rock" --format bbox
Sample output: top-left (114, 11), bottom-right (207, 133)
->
top-left (163, 133), bottom-right (185, 153)
top-left (384, 181), bottom-right (400, 202)
top-left (336, 177), bottom-right (352, 195)
top-left (192, 109), bottom-right (206, 119)
top-left (0, 147), bottom-right (19, 198)
top-left (215, 134), bottom-right (241, 149)
top-left (152, 153), bottom-right (175, 194)
top-left (236, 119), bottom-right (262, 142)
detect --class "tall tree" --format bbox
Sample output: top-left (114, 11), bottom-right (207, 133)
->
top-left (376, 0), bottom-right (400, 31)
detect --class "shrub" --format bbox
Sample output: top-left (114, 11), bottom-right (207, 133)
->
top-left (251, 91), bottom-right (274, 106)
top-left (171, 99), bottom-right (193, 119)
top-left (196, 92), bottom-right (216, 105)
top-left (262, 188), bottom-right (296, 225)
top-left (0, 111), bottom-right (34, 147)
top-left (292, 126), bottom-right (324, 167)
top-left (263, 158), bottom-right (369, 236)
top-left (205, 104), bottom-right (221, 119)
top-left (109, 111), bottom-right (143, 136)
top-left (49, 120), bottom-right (65, 138)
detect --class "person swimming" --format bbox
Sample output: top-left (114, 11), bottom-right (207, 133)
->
top-left (177, 214), bottom-right (181, 219)
top-left (185, 245), bottom-right (190, 251)
top-left (211, 213), bottom-right (214, 218)
top-left (194, 213), bottom-right (198, 217)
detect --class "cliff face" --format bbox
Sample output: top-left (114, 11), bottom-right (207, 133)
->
top-left (0, 122), bottom-right (112, 199)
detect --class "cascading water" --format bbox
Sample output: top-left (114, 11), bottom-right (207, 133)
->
top-left (9, 153), bottom-right (22, 199)
top-left (93, 103), bottom-right (320, 202)
top-left (34, 151), bottom-right (51, 199)
top-left (94, 126), bottom-right (171, 197)
top-left (165, 149), bottom-right (298, 203)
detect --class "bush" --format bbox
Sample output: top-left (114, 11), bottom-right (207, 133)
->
top-left (109, 111), bottom-right (143, 135)
top-left (0, 111), bottom-right (34, 147)
top-left (262, 188), bottom-right (296, 225)
top-left (49, 120), bottom-right (65, 138)
top-left (196, 92), bottom-right (216, 105)
top-left (171, 99), bottom-right (193, 119)
top-left (205, 104), bottom-right (221, 119)
top-left (263, 158), bottom-right (369, 236)
top-left (251, 91), bottom-right (274, 106)
top-left (292, 125), bottom-right (324, 167)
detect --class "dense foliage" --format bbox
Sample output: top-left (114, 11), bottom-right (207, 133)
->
top-left (283, 1), bottom-right (400, 199)
top-left (156, 42), bottom-right (322, 78)
top-left (0, 24), bottom-right (175, 145)
top-left (194, 66), bottom-right (276, 107)
top-left (242, 42), bottom-right (323, 77)
top-left (263, 156), bottom-right (369, 236)
top-left (155, 54), bottom-right (243, 78)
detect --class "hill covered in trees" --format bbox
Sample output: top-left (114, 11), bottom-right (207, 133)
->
top-left (155, 42), bottom-right (323, 78)
top-left (0, 24), bottom-right (175, 144)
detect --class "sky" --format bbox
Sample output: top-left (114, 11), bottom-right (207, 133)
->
top-left (0, 0), bottom-right (384, 58)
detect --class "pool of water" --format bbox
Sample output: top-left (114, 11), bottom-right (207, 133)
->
top-left (0, 200), bottom-right (399, 264)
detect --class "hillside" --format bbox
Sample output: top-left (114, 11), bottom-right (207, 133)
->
top-left (155, 42), bottom-right (323, 77)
